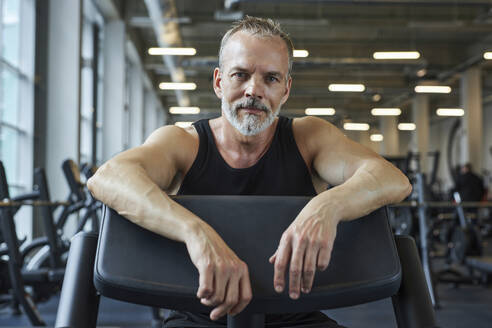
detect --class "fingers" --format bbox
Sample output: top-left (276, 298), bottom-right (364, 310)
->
top-left (273, 234), bottom-right (292, 294)
top-left (210, 274), bottom-right (239, 320)
top-left (200, 262), bottom-right (228, 307)
top-left (302, 244), bottom-right (318, 294)
top-left (269, 249), bottom-right (278, 264)
top-left (271, 231), bottom-right (333, 299)
top-left (229, 267), bottom-right (253, 316)
top-left (288, 237), bottom-right (306, 299)
top-left (317, 244), bottom-right (332, 271)
top-left (197, 262), bottom-right (214, 299)
top-left (208, 263), bottom-right (252, 320)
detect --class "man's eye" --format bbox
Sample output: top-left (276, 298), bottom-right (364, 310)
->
top-left (233, 72), bottom-right (247, 79)
top-left (267, 76), bottom-right (279, 82)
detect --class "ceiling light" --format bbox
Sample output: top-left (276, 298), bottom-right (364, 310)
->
top-left (149, 47), bottom-right (197, 56)
top-left (343, 123), bottom-right (370, 131)
top-left (159, 82), bottom-right (197, 90)
top-left (414, 85), bottom-right (451, 93)
top-left (329, 84), bottom-right (365, 92)
top-left (371, 108), bottom-right (402, 116)
top-left (416, 68), bottom-right (427, 77)
top-left (398, 123), bottom-right (416, 131)
top-left (372, 94), bottom-right (381, 102)
top-left (169, 107), bottom-right (200, 114)
top-left (175, 122), bottom-right (193, 128)
top-left (373, 51), bottom-right (420, 60)
top-left (305, 108), bottom-right (335, 116)
top-left (370, 134), bottom-right (384, 142)
top-left (436, 108), bottom-right (464, 116)
top-left (484, 52), bottom-right (492, 60)
top-left (293, 49), bottom-right (309, 58)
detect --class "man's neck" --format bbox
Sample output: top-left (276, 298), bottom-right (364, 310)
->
top-left (209, 116), bottom-right (278, 168)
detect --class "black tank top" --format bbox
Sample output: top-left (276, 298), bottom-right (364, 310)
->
top-left (177, 116), bottom-right (316, 196)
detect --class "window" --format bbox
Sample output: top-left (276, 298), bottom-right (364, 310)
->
top-left (79, 0), bottom-right (104, 166)
top-left (0, 0), bottom-right (35, 197)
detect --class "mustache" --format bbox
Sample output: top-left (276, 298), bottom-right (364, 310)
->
top-left (234, 98), bottom-right (270, 112)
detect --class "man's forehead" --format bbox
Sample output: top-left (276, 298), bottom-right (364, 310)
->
top-left (221, 31), bottom-right (289, 73)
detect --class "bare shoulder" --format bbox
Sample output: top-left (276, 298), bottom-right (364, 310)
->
top-left (144, 124), bottom-right (198, 146)
top-left (142, 124), bottom-right (199, 173)
top-left (292, 116), bottom-right (340, 152)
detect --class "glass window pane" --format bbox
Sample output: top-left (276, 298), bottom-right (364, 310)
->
top-left (0, 125), bottom-right (19, 188)
top-left (1, 66), bottom-right (19, 125)
top-left (2, 0), bottom-right (20, 66)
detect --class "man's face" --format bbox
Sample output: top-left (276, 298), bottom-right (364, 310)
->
top-left (213, 31), bottom-right (292, 136)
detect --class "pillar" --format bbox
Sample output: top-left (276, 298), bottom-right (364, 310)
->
top-left (412, 95), bottom-right (430, 173)
top-left (102, 20), bottom-right (126, 160)
top-left (46, 0), bottom-right (81, 201)
top-left (129, 65), bottom-right (144, 147)
top-left (461, 67), bottom-right (483, 172)
top-left (380, 116), bottom-right (399, 156)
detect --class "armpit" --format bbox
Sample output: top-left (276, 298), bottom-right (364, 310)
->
top-left (166, 172), bottom-right (183, 195)
top-left (311, 171), bottom-right (329, 194)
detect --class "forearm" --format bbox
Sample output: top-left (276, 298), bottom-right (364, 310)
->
top-left (87, 160), bottom-right (202, 244)
top-left (309, 158), bottom-right (411, 223)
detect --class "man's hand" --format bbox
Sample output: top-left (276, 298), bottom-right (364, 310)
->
top-left (185, 222), bottom-right (252, 321)
top-left (269, 201), bottom-right (340, 299)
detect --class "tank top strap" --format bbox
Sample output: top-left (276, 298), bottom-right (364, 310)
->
top-left (177, 119), bottom-right (210, 187)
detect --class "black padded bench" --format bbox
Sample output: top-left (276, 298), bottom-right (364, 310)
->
top-left (55, 196), bottom-right (437, 328)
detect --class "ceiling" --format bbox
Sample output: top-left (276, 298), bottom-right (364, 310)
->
top-left (119, 0), bottom-right (492, 129)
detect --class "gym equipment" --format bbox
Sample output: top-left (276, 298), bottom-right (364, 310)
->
top-left (388, 173), bottom-right (492, 299)
top-left (447, 192), bottom-right (483, 264)
top-left (55, 159), bottom-right (100, 233)
top-left (0, 162), bottom-right (65, 326)
top-left (25, 160), bottom-right (102, 272)
top-left (55, 196), bottom-right (437, 328)
top-left (388, 206), bottom-right (414, 235)
top-left (0, 159), bottom-right (101, 325)
top-left (449, 192), bottom-right (492, 280)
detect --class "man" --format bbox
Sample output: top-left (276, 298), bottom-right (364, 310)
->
top-left (455, 163), bottom-right (485, 202)
top-left (88, 16), bottom-right (411, 328)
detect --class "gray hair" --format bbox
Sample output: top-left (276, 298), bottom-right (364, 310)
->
top-left (218, 16), bottom-right (294, 77)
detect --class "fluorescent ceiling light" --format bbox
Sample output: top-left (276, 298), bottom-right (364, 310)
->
top-left (414, 85), bottom-right (451, 93)
top-left (371, 108), bottom-right (401, 116)
top-left (484, 52), bottom-right (492, 60)
top-left (398, 123), bottom-right (416, 131)
top-left (169, 107), bottom-right (200, 114)
top-left (436, 108), bottom-right (464, 116)
top-left (159, 82), bottom-right (197, 90)
top-left (293, 49), bottom-right (309, 58)
top-left (329, 84), bottom-right (365, 92)
top-left (370, 134), bottom-right (384, 142)
top-left (373, 51), bottom-right (420, 60)
top-left (149, 47), bottom-right (197, 56)
top-left (305, 108), bottom-right (335, 116)
top-left (343, 123), bottom-right (370, 131)
top-left (175, 122), bottom-right (193, 128)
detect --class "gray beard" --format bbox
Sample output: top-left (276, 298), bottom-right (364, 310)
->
top-left (222, 96), bottom-right (280, 136)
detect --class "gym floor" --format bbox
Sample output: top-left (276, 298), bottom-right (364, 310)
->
top-left (1, 283), bottom-right (491, 327)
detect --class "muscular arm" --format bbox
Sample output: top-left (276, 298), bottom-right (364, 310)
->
top-left (271, 116), bottom-right (411, 299)
top-left (88, 125), bottom-right (252, 320)
top-left (308, 116), bottom-right (412, 221)
top-left (87, 125), bottom-right (199, 243)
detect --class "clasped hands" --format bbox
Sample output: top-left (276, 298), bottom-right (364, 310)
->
top-left (185, 202), bottom-right (340, 321)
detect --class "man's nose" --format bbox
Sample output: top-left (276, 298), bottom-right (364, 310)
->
top-left (244, 76), bottom-right (264, 99)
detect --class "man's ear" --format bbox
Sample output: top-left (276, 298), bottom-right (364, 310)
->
top-left (280, 75), bottom-right (292, 105)
top-left (213, 67), bottom-right (222, 99)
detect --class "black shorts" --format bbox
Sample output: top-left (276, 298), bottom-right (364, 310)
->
top-left (163, 310), bottom-right (347, 328)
